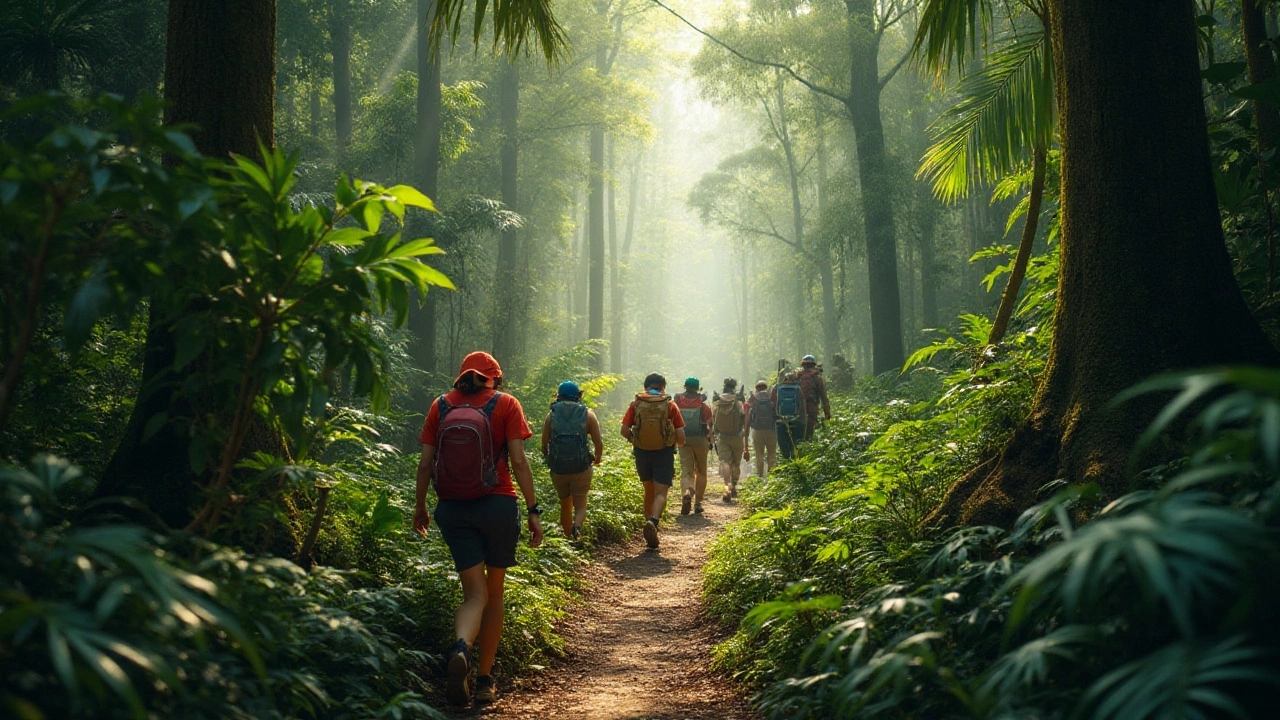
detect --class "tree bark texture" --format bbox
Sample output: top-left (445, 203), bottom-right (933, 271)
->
top-left (98, 0), bottom-right (276, 527)
top-left (493, 58), bottom-right (521, 362)
top-left (846, 0), bottom-right (904, 374)
top-left (409, 0), bottom-right (442, 374)
top-left (987, 145), bottom-right (1048, 347)
top-left (931, 0), bottom-right (1279, 528)
top-left (330, 1), bottom-right (354, 152)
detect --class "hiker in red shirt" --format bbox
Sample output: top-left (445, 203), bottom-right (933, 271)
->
top-left (413, 352), bottom-right (543, 707)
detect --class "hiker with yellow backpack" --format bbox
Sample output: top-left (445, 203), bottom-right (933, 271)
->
top-left (673, 377), bottom-right (713, 515)
top-left (712, 379), bottom-right (748, 502)
top-left (620, 372), bottom-right (686, 550)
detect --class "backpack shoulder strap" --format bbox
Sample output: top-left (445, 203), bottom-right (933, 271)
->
top-left (481, 391), bottom-right (503, 417)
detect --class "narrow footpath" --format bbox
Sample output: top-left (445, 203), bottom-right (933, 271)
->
top-left (479, 497), bottom-right (760, 720)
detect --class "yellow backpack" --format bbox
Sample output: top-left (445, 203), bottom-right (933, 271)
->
top-left (631, 393), bottom-right (674, 450)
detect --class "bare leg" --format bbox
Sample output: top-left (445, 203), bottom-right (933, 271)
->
top-left (645, 480), bottom-right (669, 522)
top-left (559, 497), bottom-right (573, 536)
top-left (572, 493), bottom-right (588, 529)
top-left (455, 563), bottom-right (489, 644)
top-left (475, 567), bottom-right (507, 676)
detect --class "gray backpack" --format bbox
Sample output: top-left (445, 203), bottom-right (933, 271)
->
top-left (546, 401), bottom-right (592, 474)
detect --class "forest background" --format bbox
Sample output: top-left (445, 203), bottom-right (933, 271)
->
top-left (5, 0), bottom-right (1280, 718)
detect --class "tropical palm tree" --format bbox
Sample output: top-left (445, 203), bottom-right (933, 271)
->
top-left (0, 0), bottom-right (123, 91)
top-left (914, 0), bottom-right (1054, 347)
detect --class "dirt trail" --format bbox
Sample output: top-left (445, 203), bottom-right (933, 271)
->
top-left (476, 495), bottom-right (760, 720)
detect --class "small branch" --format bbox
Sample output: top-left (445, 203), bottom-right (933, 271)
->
top-left (879, 50), bottom-right (912, 90)
top-left (296, 484), bottom-right (333, 571)
top-left (648, 0), bottom-right (848, 104)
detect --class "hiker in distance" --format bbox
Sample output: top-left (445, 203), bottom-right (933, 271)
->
top-left (797, 354), bottom-right (832, 441)
top-left (713, 378), bottom-right (748, 502)
top-left (412, 351), bottom-right (544, 707)
top-left (540, 381), bottom-right (604, 542)
top-left (744, 379), bottom-right (777, 477)
top-left (620, 372), bottom-right (686, 550)
top-left (673, 377), bottom-right (713, 515)
top-left (773, 369), bottom-right (808, 461)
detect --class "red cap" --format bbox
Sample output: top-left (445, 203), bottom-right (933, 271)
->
top-left (456, 351), bottom-right (502, 384)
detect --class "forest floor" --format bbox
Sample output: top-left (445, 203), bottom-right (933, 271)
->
top-left (454, 486), bottom-right (760, 720)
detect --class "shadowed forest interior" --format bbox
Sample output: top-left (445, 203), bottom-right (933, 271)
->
top-left (5, 0), bottom-right (1280, 717)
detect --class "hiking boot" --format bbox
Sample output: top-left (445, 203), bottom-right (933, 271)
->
top-left (694, 503), bottom-right (704, 514)
top-left (681, 494), bottom-right (692, 515)
top-left (571, 524), bottom-right (582, 542)
top-left (445, 638), bottom-right (474, 706)
top-left (643, 519), bottom-right (659, 549)
top-left (722, 489), bottom-right (733, 503)
top-left (730, 485), bottom-right (739, 498)
top-left (474, 675), bottom-right (496, 704)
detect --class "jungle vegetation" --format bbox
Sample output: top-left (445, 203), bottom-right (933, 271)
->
top-left (3, 0), bottom-right (1280, 717)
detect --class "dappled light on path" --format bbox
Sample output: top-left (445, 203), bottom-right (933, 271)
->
top-left (475, 494), bottom-right (758, 720)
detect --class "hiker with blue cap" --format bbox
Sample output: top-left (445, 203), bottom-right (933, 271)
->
top-left (540, 381), bottom-right (603, 541)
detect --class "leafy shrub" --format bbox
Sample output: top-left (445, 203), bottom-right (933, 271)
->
top-left (712, 366), bottom-right (1280, 719)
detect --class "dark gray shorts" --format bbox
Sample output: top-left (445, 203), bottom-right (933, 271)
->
top-left (632, 446), bottom-right (676, 486)
top-left (434, 494), bottom-right (520, 572)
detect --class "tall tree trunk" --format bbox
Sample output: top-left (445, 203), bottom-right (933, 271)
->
top-left (918, 187), bottom-right (940, 328)
top-left (409, 0), bottom-right (442, 375)
top-left (98, 0), bottom-right (276, 527)
top-left (846, 0), bottom-right (904, 374)
top-left (587, 49), bottom-right (607, 360)
top-left (742, 247), bottom-right (750, 383)
top-left (1243, 0), bottom-right (1279, 149)
top-left (987, 145), bottom-right (1048, 347)
top-left (1242, 0), bottom-right (1278, 290)
top-left (932, 0), bottom-right (1279, 528)
top-left (608, 140), bottom-right (622, 373)
top-left (616, 158), bottom-right (641, 370)
top-left (493, 57), bottom-right (520, 361)
top-left (331, 1), bottom-right (353, 152)
top-left (575, 194), bottom-right (589, 341)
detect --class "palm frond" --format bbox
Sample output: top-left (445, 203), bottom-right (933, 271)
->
top-left (429, 0), bottom-right (567, 64)
top-left (918, 30), bottom-right (1054, 202)
top-left (913, 0), bottom-right (993, 77)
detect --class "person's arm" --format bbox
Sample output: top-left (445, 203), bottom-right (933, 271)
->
top-left (413, 444), bottom-right (436, 535)
top-left (743, 403), bottom-right (753, 441)
top-left (674, 426), bottom-right (687, 448)
top-left (820, 377), bottom-right (831, 419)
top-left (540, 414), bottom-right (552, 457)
top-left (507, 438), bottom-right (544, 548)
top-left (587, 410), bottom-right (604, 465)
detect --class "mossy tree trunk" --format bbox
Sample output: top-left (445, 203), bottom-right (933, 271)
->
top-left (409, 0), bottom-right (442, 375)
top-left (932, 0), bottom-right (1278, 528)
top-left (98, 0), bottom-right (276, 528)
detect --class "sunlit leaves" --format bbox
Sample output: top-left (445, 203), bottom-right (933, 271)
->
top-left (918, 30), bottom-right (1054, 201)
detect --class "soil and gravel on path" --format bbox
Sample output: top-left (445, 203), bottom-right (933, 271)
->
top-left (465, 491), bottom-right (761, 720)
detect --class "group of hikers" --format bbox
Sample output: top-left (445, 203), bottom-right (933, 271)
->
top-left (410, 351), bottom-right (832, 707)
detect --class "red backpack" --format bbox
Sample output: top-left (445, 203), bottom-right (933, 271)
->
top-left (798, 371), bottom-right (822, 410)
top-left (433, 393), bottom-right (506, 500)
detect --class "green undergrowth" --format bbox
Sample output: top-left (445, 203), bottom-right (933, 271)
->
top-left (706, 364), bottom-right (1280, 716)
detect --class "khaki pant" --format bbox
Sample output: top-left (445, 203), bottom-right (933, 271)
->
top-left (678, 438), bottom-right (710, 504)
top-left (717, 434), bottom-right (744, 487)
top-left (750, 428), bottom-right (777, 477)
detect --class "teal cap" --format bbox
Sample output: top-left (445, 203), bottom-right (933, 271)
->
top-left (684, 377), bottom-right (700, 390)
